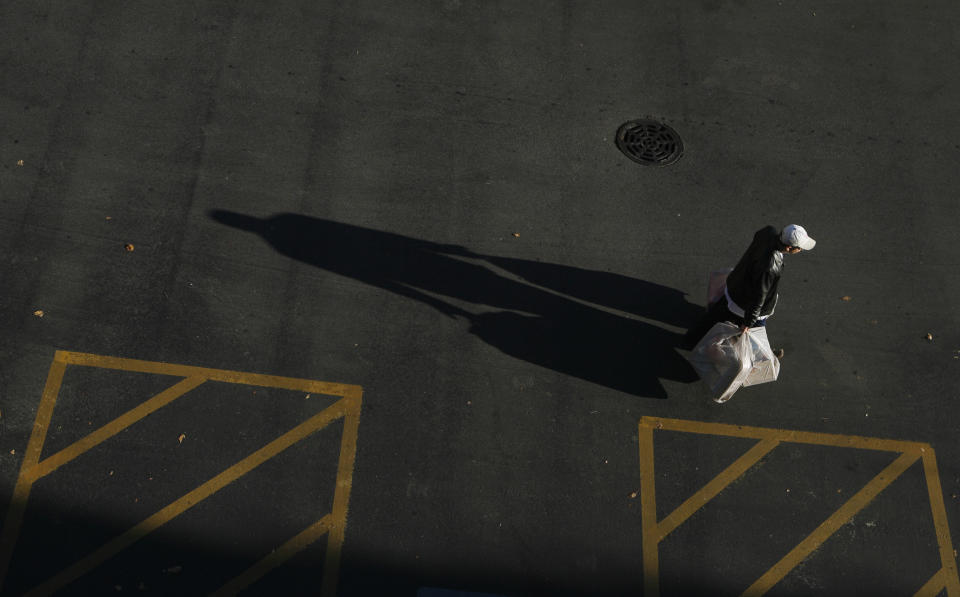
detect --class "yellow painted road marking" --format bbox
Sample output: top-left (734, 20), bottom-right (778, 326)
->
top-left (638, 423), bottom-right (659, 597)
top-left (29, 376), bottom-right (207, 482)
top-left (0, 357), bottom-right (67, 587)
top-left (638, 417), bottom-right (960, 597)
top-left (742, 451), bottom-right (919, 596)
top-left (922, 449), bottom-right (960, 596)
top-left (321, 389), bottom-right (362, 597)
top-left (211, 516), bottom-right (333, 596)
top-left (642, 416), bottom-right (925, 454)
top-left (0, 351), bottom-right (362, 596)
top-left (24, 400), bottom-right (350, 596)
top-left (915, 567), bottom-right (949, 597)
top-left (57, 350), bottom-right (347, 394)
top-left (657, 438), bottom-right (779, 541)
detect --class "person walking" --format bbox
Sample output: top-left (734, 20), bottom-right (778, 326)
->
top-left (684, 224), bottom-right (816, 354)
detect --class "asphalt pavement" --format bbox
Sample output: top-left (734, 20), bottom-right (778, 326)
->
top-left (1, 1), bottom-right (959, 596)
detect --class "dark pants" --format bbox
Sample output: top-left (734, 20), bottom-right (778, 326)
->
top-left (683, 298), bottom-right (765, 349)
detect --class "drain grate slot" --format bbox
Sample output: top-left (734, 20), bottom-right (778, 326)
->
top-left (615, 120), bottom-right (683, 166)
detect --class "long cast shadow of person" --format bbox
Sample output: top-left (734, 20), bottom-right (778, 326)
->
top-left (210, 210), bottom-right (700, 398)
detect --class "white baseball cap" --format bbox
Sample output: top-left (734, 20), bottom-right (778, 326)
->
top-left (781, 224), bottom-right (816, 250)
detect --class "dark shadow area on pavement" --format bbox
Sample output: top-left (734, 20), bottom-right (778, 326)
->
top-left (209, 210), bottom-right (700, 398)
top-left (0, 496), bottom-right (762, 597)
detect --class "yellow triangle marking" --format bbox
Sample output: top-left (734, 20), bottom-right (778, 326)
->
top-left (658, 438), bottom-right (779, 541)
top-left (30, 376), bottom-right (206, 481)
top-left (638, 417), bottom-right (960, 597)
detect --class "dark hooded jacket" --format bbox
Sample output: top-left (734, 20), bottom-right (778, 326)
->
top-left (725, 225), bottom-right (783, 327)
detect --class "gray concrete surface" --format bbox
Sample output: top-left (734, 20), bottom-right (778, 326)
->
top-left (1, 1), bottom-right (959, 595)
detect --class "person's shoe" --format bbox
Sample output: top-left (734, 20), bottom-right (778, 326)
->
top-left (774, 348), bottom-right (785, 359)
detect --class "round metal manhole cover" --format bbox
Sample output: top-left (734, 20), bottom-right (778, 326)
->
top-left (615, 119), bottom-right (683, 166)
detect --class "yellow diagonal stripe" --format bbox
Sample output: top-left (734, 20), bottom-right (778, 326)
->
top-left (914, 567), bottom-right (948, 597)
top-left (29, 376), bottom-right (206, 481)
top-left (742, 451), bottom-right (920, 596)
top-left (212, 515), bottom-right (333, 596)
top-left (658, 439), bottom-right (779, 541)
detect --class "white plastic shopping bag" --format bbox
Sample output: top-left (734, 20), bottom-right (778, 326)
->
top-left (687, 322), bottom-right (780, 403)
top-left (741, 327), bottom-right (780, 388)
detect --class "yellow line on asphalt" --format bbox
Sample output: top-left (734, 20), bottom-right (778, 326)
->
top-left (23, 399), bottom-right (348, 597)
top-left (741, 451), bottom-right (920, 596)
top-left (321, 388), bottom-right (363, 597)
top-left (28, 376), bottom-right (206, 481)
top-left (921, 449), bottom-right (960, 596)
top-left (211, 515), bottom-right (333, 596)
top-left (658, 439), bottom-right (779, 541)
top-left (638, 417), bottom-right (959, 595)
top-left (914, 567), bottom-right (948, 597)
top-left (57, 350), bottom-right (356, 396)
top-left (641, 417), bottom-right (925, 454)
top-left (0, 356), bottom-right (67, 591)
top-left (638, 422), bottom-right (659, 597)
